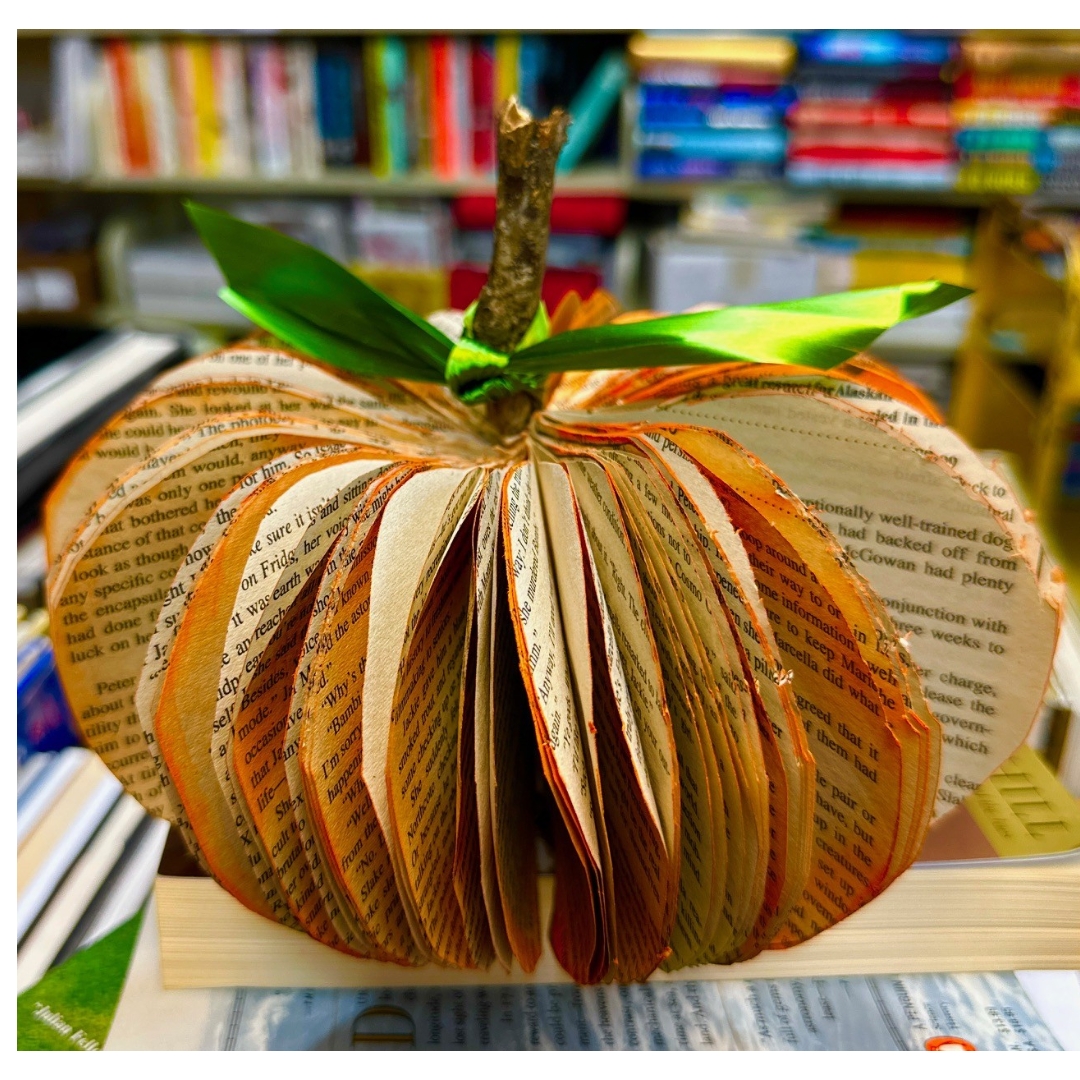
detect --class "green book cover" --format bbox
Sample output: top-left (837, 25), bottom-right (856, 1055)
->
top-left (17, 910), bottom-right (144, 1051)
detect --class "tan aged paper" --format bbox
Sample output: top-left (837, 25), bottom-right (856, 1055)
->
top-left (50, 416), bottom-right (353, 813)
top-left (467, 471), bottom-right (515, 969)
top-left (221, 459), bottom-right (395, 952)
top-left (659, 392), bottom-right (1055, 813)
top-left (286, 467), bottom-right (419, 959)
top-left (135, 444), bottom-right (348, 838)
top-left (358, 467), bottom-right (482, 960)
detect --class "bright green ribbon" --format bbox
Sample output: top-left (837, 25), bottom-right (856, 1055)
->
top-left (445, 301), bottom-right (552, 404)
top-left (187, 201), bottom-right (973, 405)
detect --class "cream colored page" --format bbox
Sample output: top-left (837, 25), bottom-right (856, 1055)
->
top-left (45, 376), bottom-right (420, 560)
top-left (696, 374), bottom-right (1044, 564)
top-left (562, 459), bottom-right (677, 862)
top-left (361, 467), bottom-right (481, 953)
top-left (50, 412), bottom-right (364, 591)
top-left (596, 454), bottom-right (720, 965)
top-left (231, 566), bottom-right (361, 953)
top-left (136, 444), bottom-right (351, 831)
top-left (300, 520), bottom-right (422, 963)
top-left (503, 464), bottom-right (600, 865)
top-left (284, 469), bottom-right (416, 955)
top-left (48, 417), bottom-right (340, 811)
top-left (604, 449), bottom-right (763, 961)
top-left (152, 348), bottom-right (478, 438)
top-left (388, 523), bottom-right (476, 966)
top-left (533, 458), bottom-right (618, 959)
top-left (665, 393), bottom-right (1058, 813)
top-left (470, 470), bottom-right (513, 968)
top-left (211, 459), bottom-right (394, 907)
top-left (642, 432), bottom-right (809, 935)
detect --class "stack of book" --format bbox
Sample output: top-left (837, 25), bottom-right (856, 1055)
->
top-left (79, 33), bottom-right (606, 181)
top-left (786, 31), bottom-right (958, 190)
top-left (629, 33), bottom-right (794, 181)
top-left (954, 34), bottom-right (1080, 198)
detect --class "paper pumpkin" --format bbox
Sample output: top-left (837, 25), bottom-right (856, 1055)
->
top-left (45, 110), bottom-right (1062, 983)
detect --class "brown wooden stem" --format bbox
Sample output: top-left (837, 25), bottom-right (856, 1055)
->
top-left (471, 98), bottom-right (568, 438)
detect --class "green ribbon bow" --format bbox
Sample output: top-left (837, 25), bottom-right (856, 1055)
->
top-left (187, 201), bottom-right (972, 404)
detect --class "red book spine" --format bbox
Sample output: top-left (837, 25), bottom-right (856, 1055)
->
top-left (452, 195), bottom-right (629, 237)
top-left (429, 37), bottom-right (453, 178)
top-left (450, 265), bottom-right (601, 312)
top-left (470, 39), bottom-right (495, 173)
top-left (105, 40), bottom-right (152, 174)
top-left (788, 100), bottom-right (953, 130)
top-left (789, 145), bottom-right (953, 165)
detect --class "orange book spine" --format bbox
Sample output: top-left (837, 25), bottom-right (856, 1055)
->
top-left (429, 37), bottom-right (453, 178)
top-left (104, 39), bottom-right (152, 174)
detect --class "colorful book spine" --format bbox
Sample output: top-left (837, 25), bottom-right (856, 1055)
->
top-left (213, 41), bottom-right (252, 176)
top-left (363, 37), bottom-right (388, 176)
top-left (470, 37), bottom-right (495, 174)
top-left (406, 37), bottom-right (432, 172)
top-left (558, 49), bottom-right (628, 172)
top-left (349, 47), bottom-right (370, 168)
top-left (315, 46), bottom-right (356, 168)
top-left (799, 30), bottom-right (954, 67)
top-left (133, 39), bottom-right (178, 176)
top-left (249, 42), bottom-right (292, 177)
top-left (517, 36), bottom-right (545, 114)
top-left (637, 127), bottom-right (787, 163)
top-left (187, 41), bottom-right (220, 175)
top-left (450, 36), bottom-right (472, 175)
top-left (788, 100), bottom-right (952, 129)
top-left (285, 41), bottom-right (321, 177)
top-left (429, 37), bottom-right (455, 178)
top-left (381, 37), bottom-right (409, 175)
top-left (494, 35), bottom-right (520, 109)
top-left (636, 151), bottom-right (782, 180)
top-left (103, 40), bottom-right (151, 174)
top-left (168, 41), bottom-right (199, 174)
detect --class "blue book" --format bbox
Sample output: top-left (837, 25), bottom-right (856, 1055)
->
top-left (799, 31), bottom-right (954, 67)
top-left (381, 37), bottom-right (410, 175)
top-left (636, 151), bottom-right (782, 180)
top-left (518, 36), bottom-right (547, 115)
top-left (637, 127), bottom-right (787, 163)
top-left (640, 102), bottom-right (782, 131)
top-left (956, 128), bottom-right (1045, 154)
top-left (641, 85), bottom-right (795, 110)
top-left (315, 48), bottom-right (356, 167)
top-left (558, 50), bottom-right (628, 172)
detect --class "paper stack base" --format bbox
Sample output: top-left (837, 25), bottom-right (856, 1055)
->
top-left (156, 858), bottom-right (1080, 988)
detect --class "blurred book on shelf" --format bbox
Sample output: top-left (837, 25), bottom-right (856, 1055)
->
top-left (17, 330), bottom-right (185, 517)
top-left (629, 33), bottom-right (794, 182)
top-left (954, 34), bottom-right (1080, 198)
top-left (787, 31), bottom-right (959, 191)
top-left (18, 32), bottom-right (624, 183)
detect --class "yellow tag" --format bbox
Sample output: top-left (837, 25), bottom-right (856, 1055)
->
top-left (965, 745), bottom-right (1080, 858)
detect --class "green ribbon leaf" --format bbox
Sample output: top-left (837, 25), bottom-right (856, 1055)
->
top-left (186, 201), bottom-right (453, 381)
top-left (508, 280), bottom-right (972, 375)
top-left (186, 203), bottom-right (972, 403)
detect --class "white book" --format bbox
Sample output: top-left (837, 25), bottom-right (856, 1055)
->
top-left (17, 331), bottom-right (183, 465)
top-left (17, 795), bottom-right (147, 992)
top-left (17, 747), bottom-right (94, 849)
top-left (18, 771), bottom-right (121, 941)
top-left (79, 817), bottom-right (170, 951)
top-left (213, 40), bottom-right (252, 177)
top-left (285, 41), bottom-right (321, 177)
top-left (53, 36), bottom-right (96, 179)
top-left (249, 43), bottom-right (291, 177)
top-left (135, 39), bottom-right (179, 176)
top-left (91, 44), bottom-right (122, 176)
